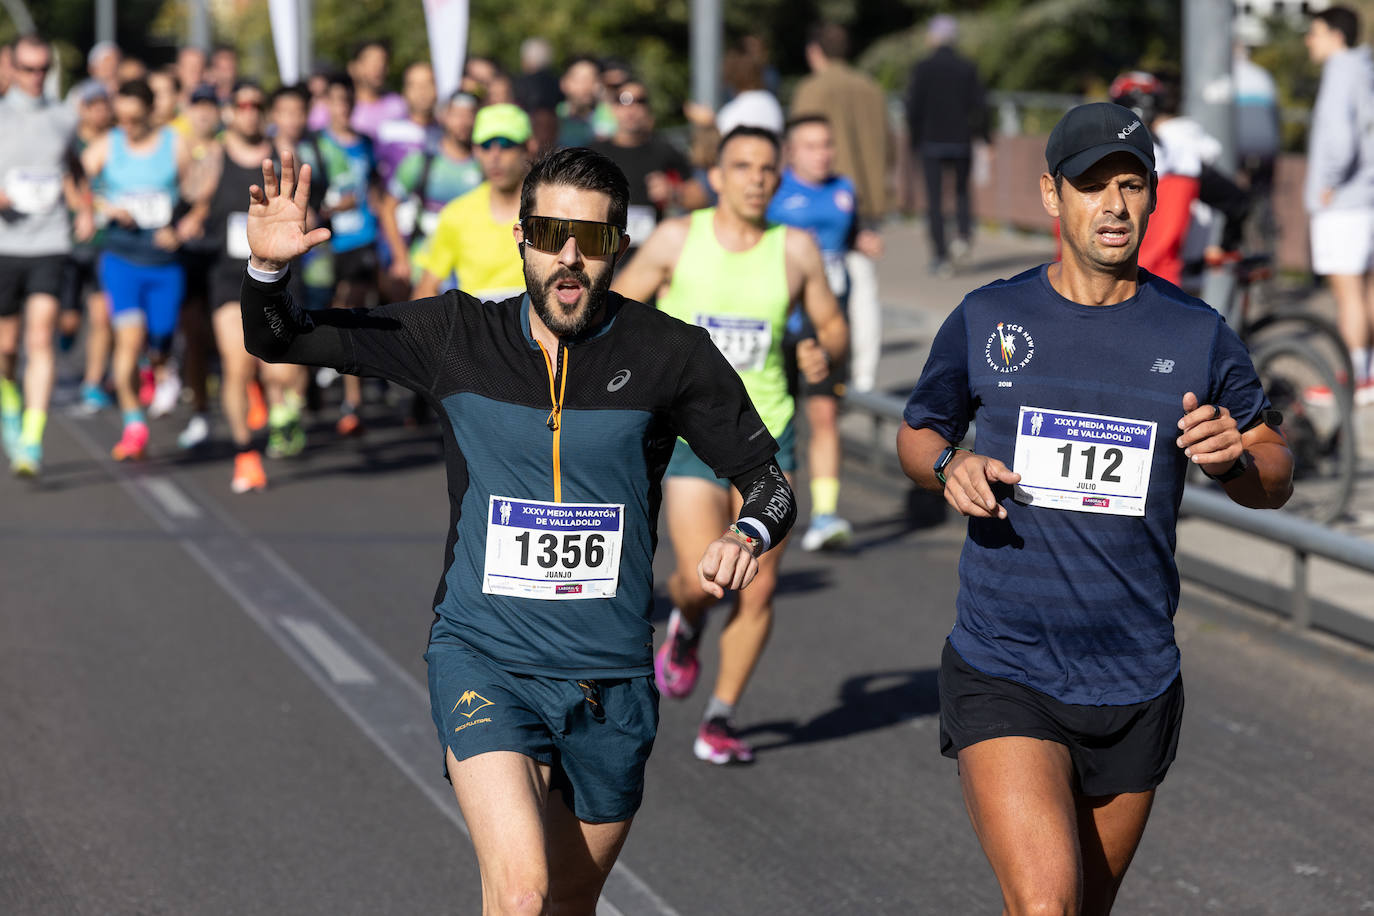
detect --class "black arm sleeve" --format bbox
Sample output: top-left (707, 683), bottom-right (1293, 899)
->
top-left (729, 458), bottom-right (797, 552)
top-left (240, 269), bottom-right (455, 392)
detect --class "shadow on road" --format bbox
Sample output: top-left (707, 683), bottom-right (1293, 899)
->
top-left (739, 668), bottom-right (939, 753)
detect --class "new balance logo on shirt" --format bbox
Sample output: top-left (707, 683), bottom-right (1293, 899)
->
top-left (1151, 359), bottom-right (1175, 374)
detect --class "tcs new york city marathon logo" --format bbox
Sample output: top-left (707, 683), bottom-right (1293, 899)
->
top-left (985, 321), bottom-right (1035, 373)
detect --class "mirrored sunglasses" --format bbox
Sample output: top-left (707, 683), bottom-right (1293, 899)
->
top-left (478, 136), bottom-right (522, 150)
top-left (521, 216), bottom-right (623, 257)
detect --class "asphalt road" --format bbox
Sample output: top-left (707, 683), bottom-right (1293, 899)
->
top-left (3, 402), bottom-right (1373, 915)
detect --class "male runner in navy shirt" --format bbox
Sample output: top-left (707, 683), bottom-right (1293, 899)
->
top-left (898, 103), bottom-right (1292, 914)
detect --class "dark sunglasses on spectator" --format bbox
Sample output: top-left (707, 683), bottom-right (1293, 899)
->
top-left (15, 63), bottom-right (50, 75)
top-left (478, 137), bottom-right (522, 150)
top-left (617, 91), bottom-right (648, 106)
top-left (521, 216), bottom-right (623, 256)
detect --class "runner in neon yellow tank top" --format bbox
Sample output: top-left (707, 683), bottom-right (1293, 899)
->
top-left (615, 125), bottom-right (847, 764)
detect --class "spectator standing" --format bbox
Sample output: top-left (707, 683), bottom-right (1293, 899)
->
top-left (791, 22), bottom-right (889, 393)
top-left (904, 15), bottom-right (988, 277)
top-left (1305, 5), bottom-right (1374, 401)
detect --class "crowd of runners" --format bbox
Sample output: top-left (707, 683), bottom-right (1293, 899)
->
top-left (2, 13), bottom-right (1313, 915)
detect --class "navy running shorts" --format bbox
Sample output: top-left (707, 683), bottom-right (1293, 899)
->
top-left (938, 639), bottom-right (1184, 797)
top-left (664, 420), bottom-right (796, 486)
top-left (426, 640), bottom-right (659, 824)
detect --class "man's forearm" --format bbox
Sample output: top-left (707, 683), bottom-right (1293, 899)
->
top-left (898, 424), bottom-right (953, 491)
top-left (1219, 442), bottom-right (1293, 510)
top-left (240, 268), bottom-right (350, 369)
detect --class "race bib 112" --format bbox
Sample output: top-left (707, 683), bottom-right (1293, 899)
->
top-left (1011, 406), bottom-right (1157, 516)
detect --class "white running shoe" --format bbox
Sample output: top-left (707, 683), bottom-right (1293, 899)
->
top-left (800, 515), bottom-right (853, 552)
top-left (316, 367), bottom-right (340, 388)
top-left (177, 414), bottom-right (210, 449)
top-left (148, 371), bottom-right (182, 418)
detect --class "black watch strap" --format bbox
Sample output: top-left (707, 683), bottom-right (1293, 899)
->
top-left (934, 446), bottom-right (967, 486)
top-left (1202, 450), bottom-right (1250, 483)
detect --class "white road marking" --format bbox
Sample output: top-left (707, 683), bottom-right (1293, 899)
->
top-left (279, 617), bottom-right (377, 685)
top-left (138, 476), bottom-right (202, 519)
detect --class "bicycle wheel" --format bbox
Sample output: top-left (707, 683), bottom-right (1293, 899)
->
top-left (1249, 337), bottom-right (1357, 524)
top-left (1245, 312), bottom-right (1357, 401)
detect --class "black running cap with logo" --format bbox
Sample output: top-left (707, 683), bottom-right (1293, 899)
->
top-left (1045, 102), bottom-right (1155, 178)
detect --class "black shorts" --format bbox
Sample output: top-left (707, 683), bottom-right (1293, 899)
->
top-left (333, 245), bottom-right (378, 287)
top-left (938, 639), bottom-right (1184, 796)
top-left (0, 254), bottom-right (65, 316)
top-left (208, 258), bottom-right (247, 310)
top-left (60, 248), bottom-right (102, 312)
top-left (783, 337), bottom-right (850, 399)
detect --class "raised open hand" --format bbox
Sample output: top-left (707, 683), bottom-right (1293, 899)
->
top-left (247, 149), bottom-right (331, 272)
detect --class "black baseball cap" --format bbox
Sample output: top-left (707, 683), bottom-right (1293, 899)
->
top-left (1045, 102), bottom-right (1155, 178)
top-left (189, 83), bottom-right (219, 105)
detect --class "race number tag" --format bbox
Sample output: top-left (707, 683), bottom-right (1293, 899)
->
top-left (394, 197), bottom-right (419, 238)
top-left (120, 191), bottom-right (173, 230)
top-left (696, 314), bottom-right (771, 373)
top-left (822, 252), bottom-right (849, 298)
top-left (5, 168), bottom-right (62, 215)
top-left (417, 210), bottom-right (440, 240)
top-left (226, 212), bottom-right (251, 260)
top-left (483, 496), bottom-right (624, 600)
top-left (625, 204), bottom-right (657, 246)
top-left (1012, 406), bottom-right (1157, 516)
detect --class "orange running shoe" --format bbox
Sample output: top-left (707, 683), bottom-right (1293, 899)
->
top-left (246, 380), bottom-right (268, 431)
top-left (335, 410), bottom-right (363, 437)
top-left (230, 449), bottom-right (268, 494)
top-left (111, 421), bottom-right (149, 461)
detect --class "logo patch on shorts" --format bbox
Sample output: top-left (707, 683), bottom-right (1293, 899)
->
top-left (452, 690), bottom-right (494, 719)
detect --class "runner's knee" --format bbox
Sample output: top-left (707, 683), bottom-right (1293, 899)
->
top-left (491, 885), bottom-right (548, 916)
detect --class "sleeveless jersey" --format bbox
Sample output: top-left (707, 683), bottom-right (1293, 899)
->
top-left (101, 126), bottom-right (179, 265)
top-left (207, 146), bottom-right (274, 263)
top-left (656, 208), bottom-right (793, 435)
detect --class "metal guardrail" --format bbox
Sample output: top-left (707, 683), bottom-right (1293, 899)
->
top-left (842, 388), bottom-right (1374, 649)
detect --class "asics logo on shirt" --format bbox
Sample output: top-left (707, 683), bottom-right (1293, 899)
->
top-left (1150, 359), bottom-right (1175, 374)
top-left (607, 369), bottom-right (632, 392)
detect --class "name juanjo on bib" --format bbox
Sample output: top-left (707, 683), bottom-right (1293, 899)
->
top-left (483, 496), bottom-right (625, 599)
top-left (1011, 406), bottom-right (1157, 517)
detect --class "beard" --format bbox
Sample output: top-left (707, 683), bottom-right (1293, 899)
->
top-left (525, 261), bottom-right (614, 338)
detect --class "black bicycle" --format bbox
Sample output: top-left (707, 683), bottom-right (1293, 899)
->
top-left (1209, 252), bottom-right (1357, 524)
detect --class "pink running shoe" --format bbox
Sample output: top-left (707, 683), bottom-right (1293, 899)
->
top-left (111, 421), bottom-right (149, 461)
top-left (694, 717), bottom-right (754, 765)
top-left (138, 366), bottom-right (156, 407)
top-left (654, 609), bottom-right (700, 699)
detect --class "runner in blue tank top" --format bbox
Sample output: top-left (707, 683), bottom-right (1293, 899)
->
top-left (81, 78), bottom-right (193, 462)
top-left (898, 103), bottom-right (1293, 914)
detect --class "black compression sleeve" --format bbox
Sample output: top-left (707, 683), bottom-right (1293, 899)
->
top-left (729, 458), bottom-right (797, 552)
top-left (240, 269), bottom-right (351, 369)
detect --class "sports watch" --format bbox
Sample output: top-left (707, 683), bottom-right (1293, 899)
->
top-left (933, 446), bottom-right (968, 486)
top-left (1202, 450), bottom-right (1250, 483)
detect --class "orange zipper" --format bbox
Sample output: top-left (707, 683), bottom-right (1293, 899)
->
top-left (537, 341), bottom-right (568, 502)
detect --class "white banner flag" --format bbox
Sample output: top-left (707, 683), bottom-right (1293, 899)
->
top-left (424, 0), bottom-right (470, 101)
top-left (268, 0), bottom-right (301, 86)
